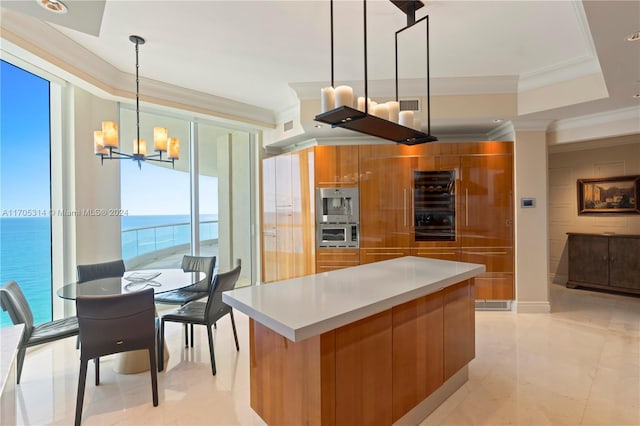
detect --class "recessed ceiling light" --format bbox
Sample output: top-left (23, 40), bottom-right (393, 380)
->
top-left (626, 31), bottom-right (640, 42)
top-left (493, 119), bottom-right (503, 123)
top-left (633, 94), bottom-right (640, 99)
top-left (314, 124), bottom-right (323, 128)
top-left (37, 0), bottom-right (67, 14)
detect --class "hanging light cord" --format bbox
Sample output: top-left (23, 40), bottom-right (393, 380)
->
top-left (134, 38), bottom-right (141, 157)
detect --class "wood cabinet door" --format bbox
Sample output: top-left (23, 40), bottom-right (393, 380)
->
top-left (460, 247), bottom-right (514, 299)
top-left (459, 155), bottom-right (513, 248)
top-left (608, 236), bottom-right (640, 290)
top-left (568, 234), bottom-right (609, 287)
top-left (359, 146), bottom-right (412, 249)
top-left (316, 248), bottom-right (360, 273)
top-left (315, 145), bottom-right (359, 187)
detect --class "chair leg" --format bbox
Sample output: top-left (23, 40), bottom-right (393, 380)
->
top-left (159, 320), bottom-right (166, 372)
top-left (190, 323), bottom-right (194, 348)
top-left (206, 325), bottom-right (216, 376)
top-left (75, 358), bottom-right (89, 426)
top-left (15, 347), bottom-right (26, 384)
top-left (147, 347), bottom-right (159, 406)
top-left (184, 323), bottom-right (188, 348)
top-left (230, 310), bottom-right (239, 351)
top-left (94, 358), bottom-right (100, 386)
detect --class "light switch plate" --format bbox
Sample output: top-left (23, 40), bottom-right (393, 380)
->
top-left (521, 198), bottom-right (535, 208)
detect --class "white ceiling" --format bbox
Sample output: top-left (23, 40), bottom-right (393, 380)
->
top-left (1, 0), bottom-right (639, 138)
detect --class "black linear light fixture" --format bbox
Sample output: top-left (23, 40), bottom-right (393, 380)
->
top-left (93, 35), bottom-right (180, 169)
top-left (314, 0), bottom-right (437, 146)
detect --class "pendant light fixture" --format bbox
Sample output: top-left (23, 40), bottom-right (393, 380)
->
top-left (315, 0), bottom-right (437, 145)
top-left (94, 35), bottom-right (179, 169)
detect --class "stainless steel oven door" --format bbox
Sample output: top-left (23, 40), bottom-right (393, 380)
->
top-left (317, 224), bottom-right (359, 248)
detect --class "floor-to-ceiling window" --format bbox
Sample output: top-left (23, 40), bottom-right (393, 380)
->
top-left (119, 110), bottom-right (255, 285)
top-left (119, 110), bottom-right (191, 269)
top-left (197, 124), bottom-right (253, 287)
top-left (0, 60), bottom-right (52, 326)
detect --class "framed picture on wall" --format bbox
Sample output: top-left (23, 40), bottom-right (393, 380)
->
top-left (577, 175), bottom-right (640, 215)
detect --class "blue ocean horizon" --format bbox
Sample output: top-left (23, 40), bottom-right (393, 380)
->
top-left (0, 214), bottom-right (218, 327)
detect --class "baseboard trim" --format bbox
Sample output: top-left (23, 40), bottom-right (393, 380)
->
top-left (513, 301), bottom-right (551, 313)
top-left (393, 365), bottom-right (468, 425)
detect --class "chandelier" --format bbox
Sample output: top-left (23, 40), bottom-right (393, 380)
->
top-left (315, 0), bottom-right (437, 145)
top-left (93, 35), bottom-right (180, 168)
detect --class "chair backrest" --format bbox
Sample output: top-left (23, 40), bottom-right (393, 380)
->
top-left (205, 265), bottom-right (241, 322)
top-left (76, 288), bottom-right (155, 360)
top-left (0, 280), bottom-right (34, 336)
top-left (77, 259), bottom-right (126, 283)
top-left (181, 255), bottom-right (216, 292)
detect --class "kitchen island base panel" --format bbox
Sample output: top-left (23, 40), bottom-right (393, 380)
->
top-left (393, 366), bottom-right (468, 426)
top-left (249, 279), bottom-right (475, 426)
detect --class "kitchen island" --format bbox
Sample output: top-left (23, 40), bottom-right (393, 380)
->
top-left (223, 256), bottom-right (485, 425)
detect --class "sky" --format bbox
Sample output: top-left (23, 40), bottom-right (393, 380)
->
top-left (0, 60), bottom-right (51, 212)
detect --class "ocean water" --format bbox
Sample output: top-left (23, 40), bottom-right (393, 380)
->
top-left (0, 215), bottom-right (218, 327)
top-left (1, 217), bottom-right (52, 327)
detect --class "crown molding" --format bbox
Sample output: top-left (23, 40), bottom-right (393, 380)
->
top-left (518, 55), bottom-right (602, 93)
top-left (488, 121), bottom-right (515, 141)
top-left (548, 106), bottom-right (640, 133)
top-left (511, 119), bottom-right (553, 132)
top-left (289, 75), bottom-right (519, 101)
top-left (0, 9), bottom-right (275, 128)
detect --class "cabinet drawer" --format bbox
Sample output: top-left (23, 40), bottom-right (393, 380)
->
top-left (460, 248), bottom-right (513, 273)
top-left (316, 248), bottom-right (360, 272)
top-left (360, 248), bottom-right (411, 265)
top-left (474, 274), bottom-right (513, 300)
top-left (410, 248), bottom-right (460, 262)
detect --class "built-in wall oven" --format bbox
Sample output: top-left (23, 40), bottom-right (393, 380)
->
top-left (316, 188), bottom-right (359, 248)
top-left (316, 188), bottom-right (359, 224)
top-left (317, 223), bottom-right (359, 248)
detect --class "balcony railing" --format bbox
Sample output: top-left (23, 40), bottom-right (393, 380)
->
top-left (122, 220), bottom-right (218, 261)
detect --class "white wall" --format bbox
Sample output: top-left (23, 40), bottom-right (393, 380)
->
top-left (72, 87), bottom-right (122, 266)
top-left (548, 137), bottom-right (640, 283)
top-left (513, 130), bottom-right (550, 312)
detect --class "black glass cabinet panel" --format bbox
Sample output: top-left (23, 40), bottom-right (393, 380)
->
top-left (414, 171), bottom-right (455, 241)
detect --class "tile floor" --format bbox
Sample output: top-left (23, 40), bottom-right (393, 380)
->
top-left (13, 283), bottom-right (640, 425)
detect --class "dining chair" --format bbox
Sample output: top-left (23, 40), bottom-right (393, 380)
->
top-left (76, 258), bottom-right (126, 384)
top-left (154, 255), bottom-right (216, 347)
top-left (74, 288), bottom-right (158, 426)
top-left (76, 259), bottom-right (125, 283)
top-left (159, 264), bottom-right (241, 375)
top-left (0, 280), bottom-right (79, 384)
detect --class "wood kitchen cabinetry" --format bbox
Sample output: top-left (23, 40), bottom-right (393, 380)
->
top-left (262, 141), bottom-right (514, 300)
top-left (316, 248), bottom-right (360, 272)
top-left (314, 145), bottom-right (359, 187)
top-left (459, 152), bottom-right (514, 300)
top-left (359, 144), bottom-right (418, 262)
top-left (261, 149), bottom-right (315, 283)
top-left (567, 233), bottom-right (640, 295)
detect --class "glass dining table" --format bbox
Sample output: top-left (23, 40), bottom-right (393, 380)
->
top-left (57, 269), bottom-right (205, 300)
top-left (57, 269), bottom-right (205, 374)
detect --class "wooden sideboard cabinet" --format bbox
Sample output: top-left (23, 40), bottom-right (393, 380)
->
top-left (567, 233), bottom-right (640, 295)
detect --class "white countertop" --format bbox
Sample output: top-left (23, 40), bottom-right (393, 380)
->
top-left (1, 324), bottom-right (24, 395)
top-left (223, 256), bottom-right (485, 342)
